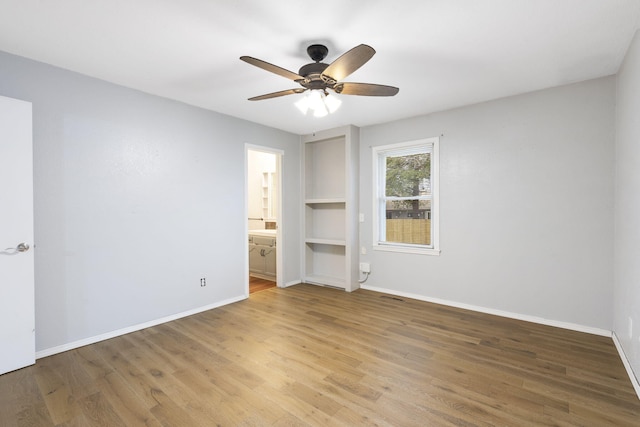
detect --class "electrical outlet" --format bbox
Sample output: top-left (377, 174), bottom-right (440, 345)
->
top-left (200, 277), bottom-right (207, 287)
top-left (629, 317), bottom-right (633, 340)
top-left (359, 262), bottom-right (371, 273)
top-left (361, 246), bottom-right (367, 255)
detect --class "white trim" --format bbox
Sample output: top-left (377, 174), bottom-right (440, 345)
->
top-left (431, 138), bottom-right (440, 250)
top-left (36, 295), bottom-right (246, 359)
top-left (373, 244), bottom-right (441, 256)
top-left (373, 138), bottom-right (435, 154)
top-left (612, 332), bottom-right (640, 400)
top-left (360, 284), bottom-right (612, 337)
top-left (275, 152), bottom-right (284, 288)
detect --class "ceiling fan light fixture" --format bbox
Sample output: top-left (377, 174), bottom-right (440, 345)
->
top-left (294, 95), bottom-right (310, 114)
top-left (295, 89), bottom-right (340, 117)
top-left (324, 92), bottom-right (342, 113)
top-left (313, 102), bottom-right (329, 118)
top-left (307, 89), bottom-right (324, 110)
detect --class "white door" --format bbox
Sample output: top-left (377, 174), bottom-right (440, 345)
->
top-left (0, 95), bottom-right (35, 375)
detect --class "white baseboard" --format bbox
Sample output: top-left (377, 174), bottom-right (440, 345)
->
top-left (35, 295), bottom-right (247, 359)
top-left (360, 285), bottom-right (612, 337)
top-left (612, 332), bottom-right (640, 400)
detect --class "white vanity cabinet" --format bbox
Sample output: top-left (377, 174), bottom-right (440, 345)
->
top-left (249, 233), bottom-right (276, 280)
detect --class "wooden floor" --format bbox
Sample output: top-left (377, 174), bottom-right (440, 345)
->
top-left (1, 284), bottom-right (639, 426)
top-left (249, 276), bottom-right (276, 294)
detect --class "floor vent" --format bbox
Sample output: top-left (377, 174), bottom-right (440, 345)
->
top-left (380, 295), bottom-right (405, 302)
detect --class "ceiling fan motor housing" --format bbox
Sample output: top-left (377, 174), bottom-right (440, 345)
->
top-left (296, 44), bottom-right (335, 91)
top-left (298, 62), bottom-right (333, 90)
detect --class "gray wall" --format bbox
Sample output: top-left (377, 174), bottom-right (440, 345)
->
top-left (614, 30), bottom-right (640, 384)
top-left (0, 51), bottom-right (301, 353)
top-left (359, 77), bottom-right (615, 331)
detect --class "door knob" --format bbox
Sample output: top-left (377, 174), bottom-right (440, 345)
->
top-left (1, 243), bottom-right (30, 255)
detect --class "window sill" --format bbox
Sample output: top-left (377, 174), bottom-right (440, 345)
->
top-left (373, 244), bottom-right (441, 256)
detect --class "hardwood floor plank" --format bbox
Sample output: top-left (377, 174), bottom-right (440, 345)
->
top-left (373, 393), bottom-right (452, 427)
top-left (42, 351), bottom-right (100, 401)
top-left (283, 381), bottom-right (343, 416)
top-left (15, 401), bottom-right (55, 427)
top-left (92, 339), bottom-right (160, 409)
top-left (271, 412), bottom-right (311, 426)
top-left (72, 346), bottom-right (114, 381)
top-left (0, 365), bottom-right (53, 427)
top-left (1, 284), bottom-right (639, 426)
top-left (148, 388), bottom-right (203, 427)
top-left (93, 371), bottom-right (162, 427)
top-left (331, 404), bottom-right (396, 427)
top-left (250, 277), bottom-right (277, 294)
top-left (32, 364), bottom-right (81, 425)
top-left (256, 383), bottom-right (343, 426)
top-left (154, 372), bottom-right (237, 426)
top-left (324, 372), bottom-right (382, 402)
top-left (77, 391), bottom-right (127, 427)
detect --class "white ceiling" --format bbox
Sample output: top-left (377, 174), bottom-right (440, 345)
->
top-left (1, 0), bottom-right (639, 135)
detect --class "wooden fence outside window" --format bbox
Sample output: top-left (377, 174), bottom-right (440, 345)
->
top-left (385, 219), bottom-right (431, 245)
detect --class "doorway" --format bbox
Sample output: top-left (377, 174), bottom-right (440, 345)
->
top-left (246, 146), bottom-right (283, 296)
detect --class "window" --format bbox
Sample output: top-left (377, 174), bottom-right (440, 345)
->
top-left (373, 137), bottom-right (440, 255)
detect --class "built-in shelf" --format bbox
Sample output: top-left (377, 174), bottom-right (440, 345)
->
top-left (304, 238), bottom-right (346, 246)
top-left (304, 274), bottom-right (346, 288)
top-left (305, 198), bottom-right (346, 204)
top-left (305, 202), bottom-right (345, 244)
top-left (304, 241), bottom-right (347, 288)
top-left (261, 171), bottom-right (276, 220)
top-left (302, 126), bottom-right (359, 292)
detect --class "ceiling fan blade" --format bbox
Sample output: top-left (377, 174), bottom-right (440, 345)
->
top-left (322, 44), bottom-right (376, 82)
top-left (334, 82), bottom-right (399, 96)
top-left (248, 88), bottom-right (306, 101)
top-left (240, 56), bottom-right (305, 81)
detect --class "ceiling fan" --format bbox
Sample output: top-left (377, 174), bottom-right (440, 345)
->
top-left (240, 44), bottom-right (399, 102)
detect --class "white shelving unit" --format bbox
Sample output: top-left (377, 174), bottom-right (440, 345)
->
top-left (261, 171), bottom-right (276, 220)
top-left (302, 126), bottom-right (359, 291)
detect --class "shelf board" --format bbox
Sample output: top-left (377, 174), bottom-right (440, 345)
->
top-left (304, 274), bottom-right (346, 288)
top-left (305, 238), bottom-right (346, 246)
top-left (305, 198), bottom-right (346, 205)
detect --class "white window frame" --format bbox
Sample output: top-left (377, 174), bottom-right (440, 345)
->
top-left (372, 137), bottom-right (440, 255)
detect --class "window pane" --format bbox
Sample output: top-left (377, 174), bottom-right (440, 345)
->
top-left (385, 199), bottom-right (431, 244)
top-left (385, 216), bottom-right (431, 245)
top-left (385, 153), bottom-right (431, 197)
top-left (385, 199), bottom-right (431, 218)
